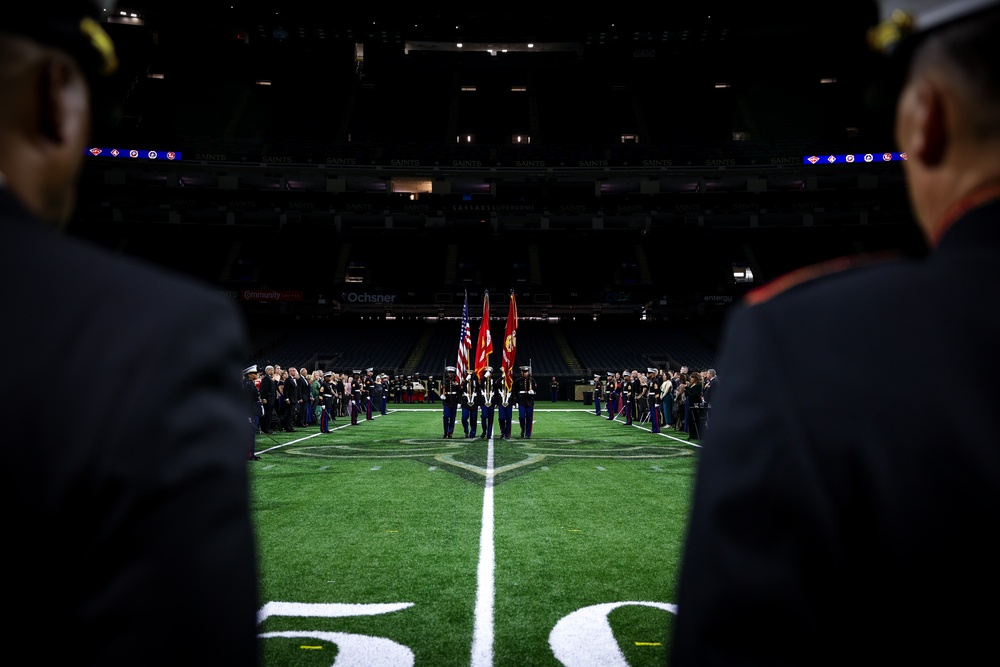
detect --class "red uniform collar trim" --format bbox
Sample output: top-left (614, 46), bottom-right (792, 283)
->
top-left (744, 253), bottom-right (892, 307)
top-left (931, 181), bottom-right (1000, 247)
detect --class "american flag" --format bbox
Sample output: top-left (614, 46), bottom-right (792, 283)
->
top-left (456, 290), bottom-right (473, 378)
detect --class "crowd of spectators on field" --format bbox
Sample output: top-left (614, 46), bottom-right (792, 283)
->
top-left (594, 365), bottom-right (718, 436)
top-left (248, 362), bottom-right (717, 437)
top-left (250, 365), bottom-right (446, 433)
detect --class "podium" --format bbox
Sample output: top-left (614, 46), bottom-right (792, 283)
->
top-left (689, 404), bottom-right (710, 440)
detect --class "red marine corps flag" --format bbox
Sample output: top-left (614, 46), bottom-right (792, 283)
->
top-left (502, 290), bottom-right (518, 393)
top-left (457, 290), bottom-right (473, 379)
top-left (474, 290), bottom-right (493, 379)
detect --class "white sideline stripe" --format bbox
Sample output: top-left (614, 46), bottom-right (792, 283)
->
top-left (254, 416), bottom-right (371, 456)
top-left (633, 423), bottom-right (703, 448)
top-left (596, 410), bottom-right (703, 448)
top-left (470, 433), bottom-right (496, 667)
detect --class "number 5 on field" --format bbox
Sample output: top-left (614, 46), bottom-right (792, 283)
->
top-left (257, 601), bottom-right (416, 667)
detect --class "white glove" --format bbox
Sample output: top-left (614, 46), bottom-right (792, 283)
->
top-left (528, 390), bottom-right (534, 395)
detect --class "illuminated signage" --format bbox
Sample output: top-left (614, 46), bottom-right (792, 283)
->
top-left (803, 152), bottom-right (905, 165)
top-left (86, 148), bottom-right (182, 160)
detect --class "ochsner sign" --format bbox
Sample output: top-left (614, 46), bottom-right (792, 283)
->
top-left (344, 291), bottom-right (397, 304)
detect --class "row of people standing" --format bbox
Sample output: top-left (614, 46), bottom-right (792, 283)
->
top-left (592, 366), bottom-right (718, 436)
top-left (248, 365), bottom-right (394, 435)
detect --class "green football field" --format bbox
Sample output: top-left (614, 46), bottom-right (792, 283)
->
top-left (250, 404), bottom-right (699, 666)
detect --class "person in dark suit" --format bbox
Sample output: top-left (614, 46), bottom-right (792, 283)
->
top-left (671, 2), bottom-right (1000, 665)
top-left (701, 368), bottom-right (718, 407)
top-left (0, 4), bottom-right (259, 665)
top-left (298, 367), bottom-right (313, 426)
top-left (259, 364), bottom-right (276, 433)
top-left (281, 367), bottom-right (300, 431)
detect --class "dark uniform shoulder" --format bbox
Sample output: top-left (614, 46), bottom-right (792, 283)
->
top-left (744, 252), bottom-right (897, 307)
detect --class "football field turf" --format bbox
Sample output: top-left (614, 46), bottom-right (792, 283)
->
top-left (251, 405), bottom-right (699, 666)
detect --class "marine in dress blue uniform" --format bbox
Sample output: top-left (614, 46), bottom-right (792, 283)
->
top-left (1, 6), bottom-right (259, 662)
top-left (514, 366), bottom-right (538, 438)
top-left (441, 366), bottom-right (460, 438)
top-left (645, 368), bottom-right (661, 433)
top-left (479, 368), bottom-right (498, 439)
top-left (460, 371), bottom-right (479, 438)
top-left (605, 372), bottom-right (618, 420)
top-left (349, 371), bottom-right (361, 425)
top-left (319, 371), bottom-right (335, 432)
top-left (243, 365), bottom-right (262, 459)
top-left (672, 3), bottom-right (1000, 664)
top-left (363, 368), bottom-right (375, 420)
top-left (620, 371), bottom-right (636, 425)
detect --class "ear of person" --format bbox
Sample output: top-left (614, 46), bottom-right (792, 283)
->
top-left (908, 77), bottom-right (948, 166)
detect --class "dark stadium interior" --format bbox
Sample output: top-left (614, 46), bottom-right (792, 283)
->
top-left (74, 2), bottom-right (928, 390)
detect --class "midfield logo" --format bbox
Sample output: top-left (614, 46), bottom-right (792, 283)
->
top-left (286, 439), bottom-right (692, 484)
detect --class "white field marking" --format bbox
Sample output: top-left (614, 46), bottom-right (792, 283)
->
top-left (256, 425), bottom-right (343, 455)
top-left (261, 464), bottom-right (276, 470)
top-left (548, 601), bottom-right (677, 666)
top-left (470, 432), bottom-right (496, 667)
top-left (435, 452), bottom-right (545, 477)
top-left (258, 601), bottom-right (413, 622)
top-left (370, 466), bottom-right (381, 471)
top-left (618, 419), bottom-right (701, 448)
top-left (513, 452), bottom-right (688, 460)
top-left (651, 466), bottom-right (663, 471)
top-left (258, 631), bottom-right (414, 666)
top-left (258, 602), bottom-right (417, 667)
top-left (596, 466), bottom-right (606, 471)
top-left (540, 466), bottom-right (549, 471)
top-left (428, 466), bottom-right (438, 471)
top-left (521, 444), bottom-right (661, 453)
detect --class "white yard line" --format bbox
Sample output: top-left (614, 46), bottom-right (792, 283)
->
top-left (470, 433), bottom-right (496, 667)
